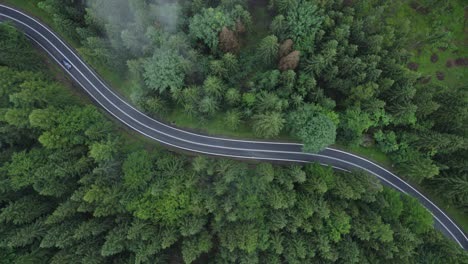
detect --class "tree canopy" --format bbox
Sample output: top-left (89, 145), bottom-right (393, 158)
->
top-left (1, 1), bottom-right (468, 263)
top-left (289, 104), bottom-right (337, 153)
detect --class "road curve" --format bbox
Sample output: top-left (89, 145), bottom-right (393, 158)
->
top-left (1, 4), bottom-right (466, 249)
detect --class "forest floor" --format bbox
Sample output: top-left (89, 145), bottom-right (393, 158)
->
top-left (1, 0), bottom-right (467, 232)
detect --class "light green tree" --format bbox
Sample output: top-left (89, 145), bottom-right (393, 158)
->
top-left (253, 112), bottom-right (285, 138)
top-left (143, 48), bottom-right (185, 94)
top-left (258, 35), bottom-right (279, 65)
top-left (286, 1), bottom-right (323, 52)
top-left (203, 76), bottom-right (225, 99)
top-left (225, 110), bottom-right (242, 130)
top-left (289, 104), bottom-right (337, 153)
top-left (225, 88), bottom-right (241, 106)
top-left (189, 8), bottom-right (234, 51)
top-left (198, 96), bottom-right (219, 116)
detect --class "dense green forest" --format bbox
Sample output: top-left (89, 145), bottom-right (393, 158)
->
top-left (13, 0), bottom-right (466, 216)
top-left (0, 23), bottom-right (467, 263)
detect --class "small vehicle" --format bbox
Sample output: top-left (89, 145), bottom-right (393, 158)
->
top-left (62, 59), bottom-right (73, 70)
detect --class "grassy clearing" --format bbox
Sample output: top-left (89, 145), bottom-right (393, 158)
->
top-left (391, 1), bottom-right (468, 88)
top-left (413, 47), bottom-right (468, 88)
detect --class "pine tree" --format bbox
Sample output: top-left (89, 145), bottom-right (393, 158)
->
top-left (258, 35), bottom-right (279, 65)
top-left (252, 112), bottom-right (285, 138)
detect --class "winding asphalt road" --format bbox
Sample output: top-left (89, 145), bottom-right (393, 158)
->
top-left (1, 4), bottom-right (466, 249)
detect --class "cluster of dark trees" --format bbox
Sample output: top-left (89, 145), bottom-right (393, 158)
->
top-left (1, 22), bottom-right (467, 263)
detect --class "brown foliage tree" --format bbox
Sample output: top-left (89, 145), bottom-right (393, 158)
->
top-left (219, 26), bottom-right (239, 53)
top-left (279, 39), bottom-right (293, 58)
top-left (279, 51), bottom-right (300, 71)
